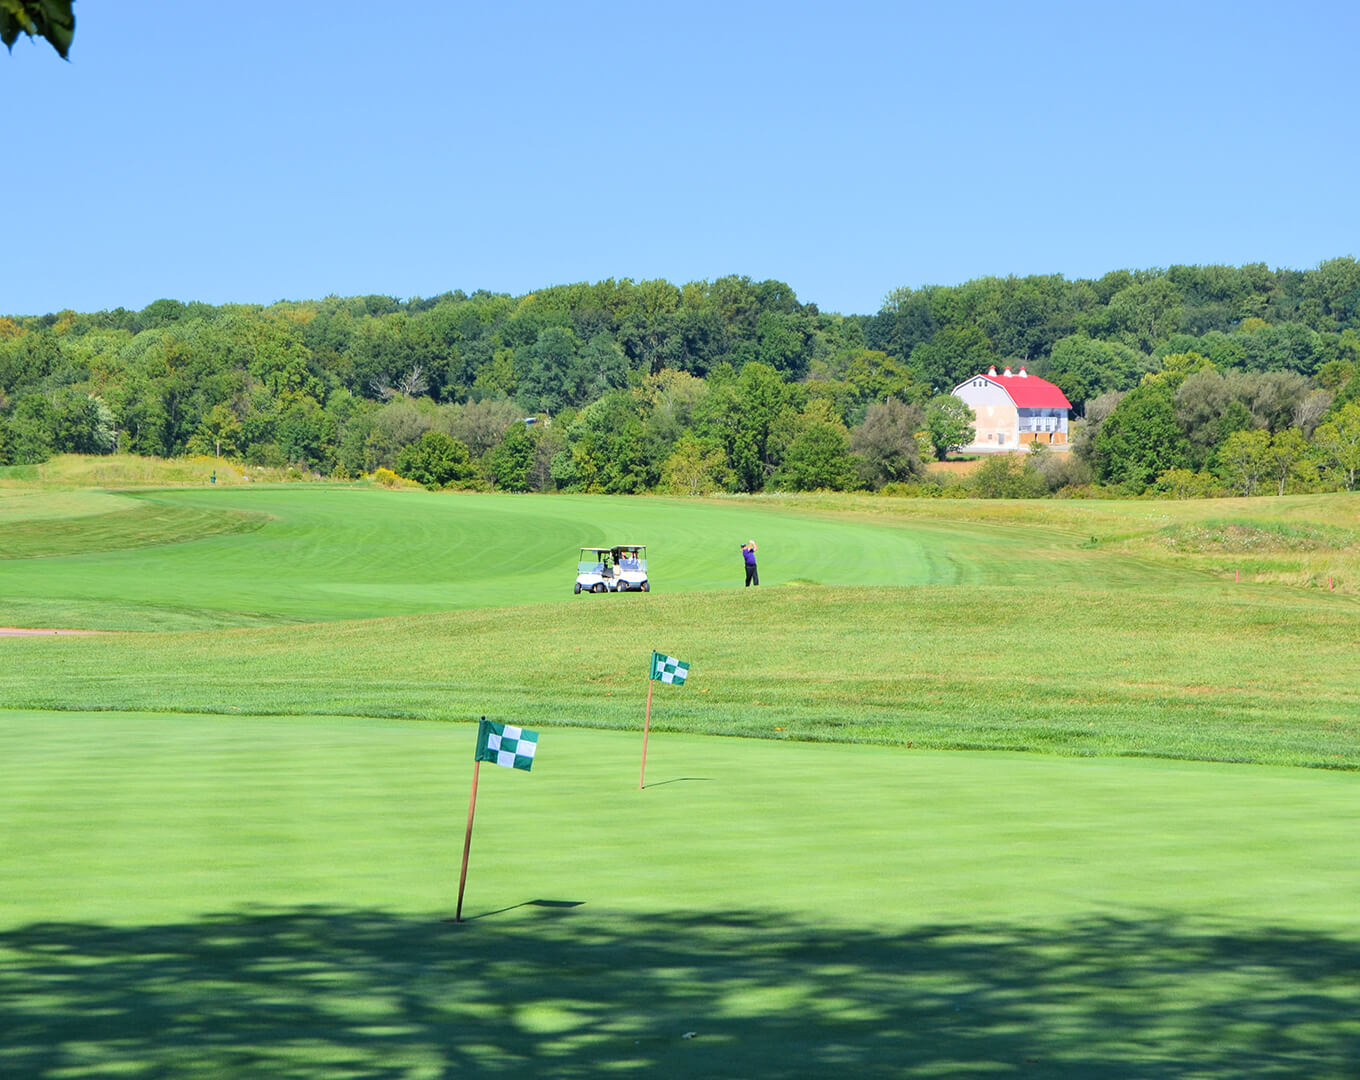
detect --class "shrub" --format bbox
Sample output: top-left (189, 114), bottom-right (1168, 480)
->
top-left (395, 430), bottom-right (476, 490)
top-left (1150, 468), bottom-right (1223, 500)
top-left (967, 454), bottom-right (1048, 498)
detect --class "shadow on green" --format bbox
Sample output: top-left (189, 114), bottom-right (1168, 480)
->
top-left (3, 906), bottom-right (1356, 1078)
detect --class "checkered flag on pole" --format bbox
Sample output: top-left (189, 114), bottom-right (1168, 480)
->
top-left (650, 651), bottom-right (690, 685)
top-left (457, 717), bottom-right (539, 921)
top-left (474, 719), bottom-right (539, 771)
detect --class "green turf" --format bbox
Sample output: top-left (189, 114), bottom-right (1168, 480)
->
top-left (0, 498), bottom-right (266, 560)
top-left (0, 485), bottom-right (1203, 628)
top-left (3, 712), bottom-right (1357, 1078)
top-left (3, 583), bottom-right (1356, 768)
top-left (1, 486), bottom-right (1357, 767)
top-left (2, 486), bottom-right (1353, 633)
top-left (3, 483), bottom-right (1359, 1076)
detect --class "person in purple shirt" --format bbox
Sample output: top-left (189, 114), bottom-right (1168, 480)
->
top-left (741, 540), bottom-right (759, 587)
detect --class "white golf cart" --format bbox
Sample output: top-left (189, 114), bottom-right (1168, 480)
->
top-left (575, 545), bottom-right (649, 593)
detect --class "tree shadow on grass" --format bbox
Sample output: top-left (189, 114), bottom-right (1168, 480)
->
top-left (1, 907), bottom-right (1357, 1079)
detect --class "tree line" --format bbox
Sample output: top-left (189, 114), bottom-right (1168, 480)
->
top-left (2, 261), bottom-right (1359, 497)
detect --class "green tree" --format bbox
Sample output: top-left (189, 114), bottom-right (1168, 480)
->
top-left (446, 398), bottom-right (522, 457)
top-left (1173, 368), bottom-right (1289, 470)
top-left (923, 394), bottom-right (975, 461)
top-left (693, 362), bottom-right (804, 492)
top-left (848, 397), bottom-right (925, 487)
top-left (1238, 322), bottom-right (1325, 376)
top-left (1102, 277), bottom-right (1182, 352)
top-left (1266, 427), bottom-right (1311, 496)
top-left (754, 311), bottom-right (813, 379)
top-left (5, 393), bottom-right (55, 463)
top-left (106, 369), bottom-right (171, 456)
top-left (395, 430), bottom-right (476, 490)
top-left (247, 323), bottom-right (320, 398)
top-left (659, 433), bottom-right (731, 495)
top-left (636, 369), bottom-right (708, 446)
top-left (1313, 402), bottom-right (1360, 490)
top-left (0, 326), bottom-right (61, 396)
top-left (1092, 381), bottom-right (1190, 491)
top-left (561, 390), bottom-right (658, 494)
top-left (1042, 335), bottom-right (1149, 410)
top-left (1070, 390), bottom-right (1125, 464)
top-left (771, 404), bottom-right (858, 492)
top-left (2, 0), bottom-right (74, 57)
top-left (471, 347), bottom-right (518, 399)
top-left (515, 326), bottom-right (582, 414)
top-left (359, 396), bottom-right (441, 471)
top-left (48, 389), bottom-right (115, 455)
top-left (186, 403), bottom-right (242, 458)
top-left (908, 325), bottom-right (997, 392)
top-left (276, 394), bottom-right (335, 470)
top-left (1215, 428), bottom-right (1271, 496)
top-left (483, 423), bottom-right (535, 492)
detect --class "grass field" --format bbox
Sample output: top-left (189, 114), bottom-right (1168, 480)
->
top-left (0, 482), bottom-right (1207, 626)
top-left (4, 713), bottom-right (1358, 1078)
top-left (2, 463), bottom-right (1358, 1076)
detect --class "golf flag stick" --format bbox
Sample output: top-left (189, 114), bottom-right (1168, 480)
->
top-left (641, 652), bottom-right (689, 789)
top-left (455, 719), bottom-right (486, 923)
top-left (456, 760), bottom-right (481, 922)
top-left (639, 677), bottom-right (654, 790)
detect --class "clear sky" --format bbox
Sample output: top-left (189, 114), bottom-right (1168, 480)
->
top-left (3, 0), bottom-right (1357, 317)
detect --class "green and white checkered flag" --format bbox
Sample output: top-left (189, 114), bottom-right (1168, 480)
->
top-left (475, 719), bottom-right (538, 771)
top-left (650, 651), bottom-right (689, 685)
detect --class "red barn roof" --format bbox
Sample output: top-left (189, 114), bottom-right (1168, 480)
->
top-left (956, 366), bottom-right (1072, 410)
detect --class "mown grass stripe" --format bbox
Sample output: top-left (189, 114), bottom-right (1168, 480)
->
top-left (0, 496), bottom-right (267, 559)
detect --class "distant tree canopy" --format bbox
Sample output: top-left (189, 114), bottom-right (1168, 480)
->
top-left (4, 260), bottom-right (1360, 498)
top-left (1, 0), bottom-right (75, 58)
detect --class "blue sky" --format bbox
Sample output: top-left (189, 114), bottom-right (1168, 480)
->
top-left (3, 1), bottom-right (1357, 317)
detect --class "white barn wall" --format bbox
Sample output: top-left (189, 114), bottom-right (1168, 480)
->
top-left (953, 377), bottom-right (1017, 450)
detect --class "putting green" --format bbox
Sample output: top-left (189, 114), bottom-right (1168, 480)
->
top-left (2, 712), bottom-right (1357, 1077)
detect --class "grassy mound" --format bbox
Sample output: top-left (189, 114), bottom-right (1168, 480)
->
top-left (0, 452), bottom-right (345, 490)
top-left (0, 453), bottom-right (251, 489)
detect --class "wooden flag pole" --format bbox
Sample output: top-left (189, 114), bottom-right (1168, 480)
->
top-left (639, 676), bottom-right (655, 790)
top-left (455, 725), bottom-right (485, 922)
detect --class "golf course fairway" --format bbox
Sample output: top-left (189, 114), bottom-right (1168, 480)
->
top-left (2, 478), bottom-right (1358, 1077)
top-left (0, 485), bottom-right (1199, 628)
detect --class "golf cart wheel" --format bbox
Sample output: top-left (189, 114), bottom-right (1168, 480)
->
top-left (591, 583), bottom-right (605, 593)
top-left (617, 580), bottom-right (629, 592)
top-left (640, 581), bottom-right (649, 592)
top-left (574, 583), bottom-right (582, 594)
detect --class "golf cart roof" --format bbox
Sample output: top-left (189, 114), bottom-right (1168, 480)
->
top-left (580, 547), bottom-right (612, 553)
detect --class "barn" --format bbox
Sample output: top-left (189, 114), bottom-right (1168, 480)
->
top-left (951, 366), bottom-right (1073, 450)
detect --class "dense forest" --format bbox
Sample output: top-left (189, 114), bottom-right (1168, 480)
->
top-left (2, 262), bottom-right (1359, 497)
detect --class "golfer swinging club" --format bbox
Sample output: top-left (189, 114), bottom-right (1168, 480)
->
top-left (741, 539), bottom-right (759, 587)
